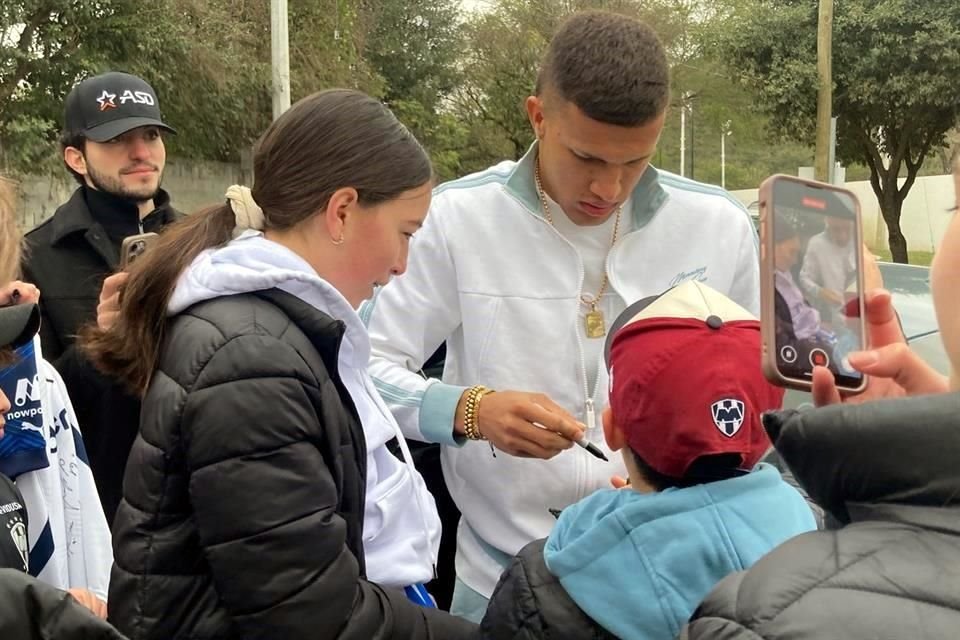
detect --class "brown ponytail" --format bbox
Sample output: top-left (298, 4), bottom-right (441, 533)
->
top-left (79, 87), bottom-right (432, 395)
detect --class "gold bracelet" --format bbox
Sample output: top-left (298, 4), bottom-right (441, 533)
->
top-left (463, 385), bottom-right (494, 440)
top-left (463, 386), bottom-right (485, 440)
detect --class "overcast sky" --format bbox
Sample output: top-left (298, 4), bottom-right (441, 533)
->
top-left (459, 0), bottom-right (494, 14)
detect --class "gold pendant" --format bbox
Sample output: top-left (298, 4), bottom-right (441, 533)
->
top-left (585, 309), bottom-right (606, 339)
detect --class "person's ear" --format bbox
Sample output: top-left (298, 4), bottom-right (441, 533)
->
top-left (64, 147), bottom-right (87, 177)
top-left (525, 95), bottom-right (546, 141)
top-left (602, 407), bottom-right (626, 452)
top-left (323, 187), bottom-right (359, 245)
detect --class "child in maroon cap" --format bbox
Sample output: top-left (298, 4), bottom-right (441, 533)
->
top-left (480, 282), bottom-right (816, 640)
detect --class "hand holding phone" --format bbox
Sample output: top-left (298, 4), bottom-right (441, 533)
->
top-left (97, 272), bottom-right (129, 331)
top-left (811, 290), bottom-right (948, 405)
top-left (758, 175), bottom-right (868, 394)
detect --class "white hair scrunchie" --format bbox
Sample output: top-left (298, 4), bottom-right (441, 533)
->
top-left (225, 185), bottom-right (265, 236)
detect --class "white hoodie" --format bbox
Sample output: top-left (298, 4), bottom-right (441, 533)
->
top-left (19, 339), bottom-right (112, 601)
top-left (167, 230), bottom-right (441, 588)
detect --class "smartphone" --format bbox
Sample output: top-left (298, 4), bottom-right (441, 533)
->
top-left (120, 232), bottom-right (159, 270)
top-left (758, 175), bottom-right (867, 394)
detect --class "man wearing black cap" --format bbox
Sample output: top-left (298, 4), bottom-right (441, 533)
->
top-left (21, 71), bottom-right (181, 524)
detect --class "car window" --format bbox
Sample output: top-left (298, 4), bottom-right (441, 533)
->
top-left (880, 263), bottom-right (937, 339)
top-left (908, 332), bottom-right (950, 375)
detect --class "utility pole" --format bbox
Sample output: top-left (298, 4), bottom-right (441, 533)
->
top-left (690, 98), bottom-right (695, 179)
top-left (271, 0), bottom-right (291, 119)
top-left (815, 0), bottom-right (834, 182)
top-left (828, 116), bottom-right (838, 183)
top-left (680, 99), bottom-right (687, 177)
top-left (721, 121), bottom-right (732, 190)
top-left (679, 91), bottom-right (696, 177)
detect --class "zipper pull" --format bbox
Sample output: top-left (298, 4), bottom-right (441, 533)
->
top-left (585, 398), bottom-right (597, 433)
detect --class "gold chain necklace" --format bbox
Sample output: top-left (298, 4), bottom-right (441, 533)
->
top-left (534, 161), bottom-right (622, 339)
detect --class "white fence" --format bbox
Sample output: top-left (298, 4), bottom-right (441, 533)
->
top-left (731, 174), bottom-right (954, 254)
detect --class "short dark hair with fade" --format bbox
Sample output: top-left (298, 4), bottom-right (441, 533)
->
top-left (631, 449), bottom-right (744, 491)
top-left (536, 11), bottom-right (671, 127)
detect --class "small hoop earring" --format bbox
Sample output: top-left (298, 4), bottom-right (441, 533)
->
top-left (331, 234), bottom-right (345, 246)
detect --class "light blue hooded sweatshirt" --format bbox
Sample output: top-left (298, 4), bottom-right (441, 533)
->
top-left (544, 463), bottom-right (816, 639)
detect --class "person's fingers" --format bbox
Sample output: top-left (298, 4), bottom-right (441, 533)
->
top-left (492, 420), bottom-right (566, 458)
top-left (478, 404), bottom-right (570, 458)
top-left (97, 309), bottom-right (119, 331)
top-left (475, 391), bottom-right (589, 459)
top-left (0, 281), bottom-right (17, 304)
top-left (861, 289), bottom-right (905, 349)
top-left (610, 475), bottom-right (630, 489)
top-left (19, 284), bottom-right (40, 305)
top-left (516, 440), bottom-right (564, 459)
top-left (9, 282), bottom-right (39, 305)
top-left (847, 343), bottom-right (949, 395)
top-left (862, 246), bottom-right (884, 291)
top-left (98, 304), bottom-right (117, 320)
top-left (524, 398), bottom-right (584, 442)
top-left (0, 281), bottom-right (40, 306)
top-left (503, 415), bottom-right (573, 453)
top-left (100, 272), bottom-right (129, 303)
top-left (67, 588), bottom-right (96, 613)
top-left (811, 366), bottom-right (843, 407)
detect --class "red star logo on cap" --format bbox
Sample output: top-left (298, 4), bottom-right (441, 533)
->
top-left (96, 90), bottom-right (117, 111)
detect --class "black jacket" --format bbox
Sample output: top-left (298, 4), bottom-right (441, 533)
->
top-left (683, 393), bottom-right (960, 640)
top-left (22, 186), bottom-right (181, 524)
top-left (23, 186), bottom-right (179, 358)
top-left (0, 474), bottom-right (28, 573)
top-left (0, 568), bottom-right (127, 639)
top-left (109, 289), bottom-right (476, 640)
top-left (481, 539), bottom-right (615, 640)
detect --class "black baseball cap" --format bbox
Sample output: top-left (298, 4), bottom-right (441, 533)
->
top-left (0, 304), bottom-right (40, 351)
top-left (63, 72), bottom-right (176, 143)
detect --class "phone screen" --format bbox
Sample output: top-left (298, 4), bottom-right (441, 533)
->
top-left (769, 180), bottom-right (865, 388)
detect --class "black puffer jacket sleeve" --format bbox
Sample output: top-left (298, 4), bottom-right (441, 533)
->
top-left (678, 572), bottom-right (752, 640)
top-left (181, 335), bottom-right (473, 639)
top-left (0, 569), bottom-right (127, 639)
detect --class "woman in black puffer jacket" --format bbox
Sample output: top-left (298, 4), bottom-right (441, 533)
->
top-left (81, 90), bottom-right (476, 640)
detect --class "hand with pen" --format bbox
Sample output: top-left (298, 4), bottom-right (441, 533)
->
top-left (455, 390), bottom-right (606, 460)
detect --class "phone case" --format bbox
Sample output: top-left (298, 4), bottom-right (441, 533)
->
top-left (120, 232), bottom-right (159, 270)
top-left (758, 174), bottom-right (868, 394)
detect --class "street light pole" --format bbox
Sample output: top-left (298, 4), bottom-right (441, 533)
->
top-left (815, 0), bottom-right (834, 182)
top-left (721, 121), bottom-right (732, 190)
top-left (690, 99), bottom-right (695, 179)
top-left (679, 91), bottom-right (696, 177)
top-left (271, 0), bottom-right (291, 120)
top-left (680, 99), bottom-right (687, 177)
